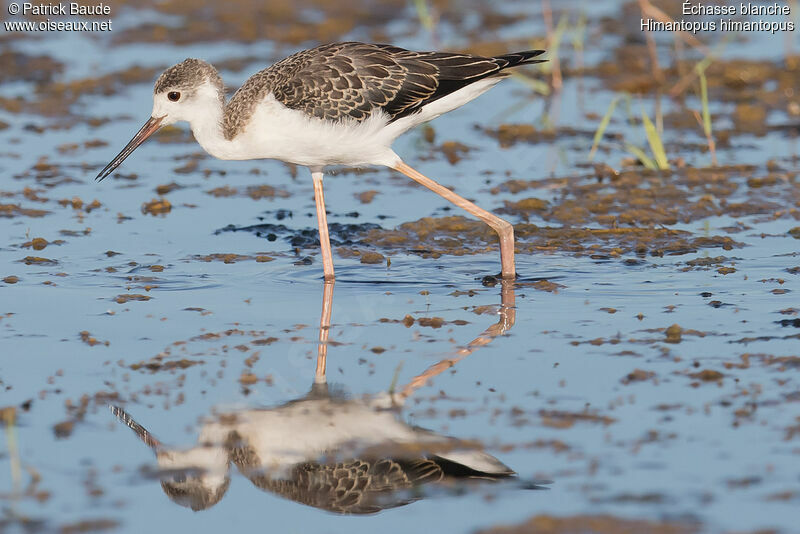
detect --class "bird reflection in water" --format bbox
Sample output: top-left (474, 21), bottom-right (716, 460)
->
top-left (111, 281), bottom-right (518, 513)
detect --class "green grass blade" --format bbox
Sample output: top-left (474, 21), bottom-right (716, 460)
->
top-left (387, 361), bottom-right (404, 395)
top-left (694, 55), bottom-right (714, 78)
top-left (2, 408), bottom-right (22, 495)
top-left (625, 143), bottom-right (657, 170)
top-left (541, 14), bottom-right (569, 74)
top-left (620, 93), bottom-right (635, 124)
top-left (412, 0), bottom-right (434, 31)
top-left (540, 111), bottom-right (554, 131)
top-left (589, 96), bottom-right (620, 161)
top-left (552, 14), bottom-right (569, 52)
top-left (572, 12), bottom-right (587, 52)
top-left (641, 107), bottom-right (669, 170)
top-left (698, 69), bottom-right (712, 138)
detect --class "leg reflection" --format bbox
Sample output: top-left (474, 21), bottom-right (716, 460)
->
top-left (396, 280), bottom-right (516, 402)
top-left (109, 280), bottom-right (522, 514)
top-left (314, 280), bottom-right (334, 385)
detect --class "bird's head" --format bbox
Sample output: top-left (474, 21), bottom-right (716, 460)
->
top-left (96, 58), bottom-right (224, 181)
top-left (108, 405), bottom-right (231, 511)
top-left (151, 58), bottom-right (225, 126)
top-left (156, 447), bottom-right (231, 511)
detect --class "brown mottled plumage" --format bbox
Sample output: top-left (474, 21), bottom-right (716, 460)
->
top-left (228, 433), bottom-right (467, 514)
top-left (240, 459), bottom-right (437, 514)
top-left (219, 42), bottom-right (545, 139)
top-left (110, 393), bottom-right (515, 514)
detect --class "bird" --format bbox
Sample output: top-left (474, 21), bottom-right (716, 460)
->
top-left (109, 388), bottom-right (515, 513)
top-left (96, 42), bottom-right (546, 281)
top-left (108, 280), bottom-right (521, 513)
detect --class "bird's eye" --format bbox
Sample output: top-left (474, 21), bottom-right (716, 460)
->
top-left (167, 91), bottom-right (181, 102)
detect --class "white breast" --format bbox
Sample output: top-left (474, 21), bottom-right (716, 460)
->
top-left (229, 400), bottom-right (418, 472)
top-left (228, 94), bottom-right (400, 168)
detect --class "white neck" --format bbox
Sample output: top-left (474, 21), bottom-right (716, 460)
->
top-left (187, 95), bottom-right (238, 160)
top-left (164, 83), bottom-right (249, 161)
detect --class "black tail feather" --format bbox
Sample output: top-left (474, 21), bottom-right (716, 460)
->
top-left (386, 47), bottom-right (547, 122)
top-left (493, 50), bottom-right (547, 69)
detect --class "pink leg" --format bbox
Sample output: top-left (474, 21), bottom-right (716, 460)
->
top-left (393, 161), bottom-right (516, 279)
top-left (311, 171), bottom-right (335, 281)
top-left (314, 280), bottom-right (335, 384)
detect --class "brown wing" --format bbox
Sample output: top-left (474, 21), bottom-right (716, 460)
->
top-left (224, 42), bottom-right (545, 137)
top-left (245, 459), bottom-right (424, 514)
top-left (272, 42), bottom-right (545, 122)
top-left (367, 43), bottom-right (546, 121)
top-left (270, 42), bottom-right (415, 122)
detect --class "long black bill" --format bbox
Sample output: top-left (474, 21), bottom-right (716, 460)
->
top-left (109, 404), bottom-right (162, 453)
top-left (96, 116), bottom-right (164, 182)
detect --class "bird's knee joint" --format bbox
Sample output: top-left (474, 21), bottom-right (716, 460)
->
top-left (496, 219), bottom-right (514, 237)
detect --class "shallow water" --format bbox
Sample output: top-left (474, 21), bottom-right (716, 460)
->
top-left (1, 1), bottom-right (799, 533)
